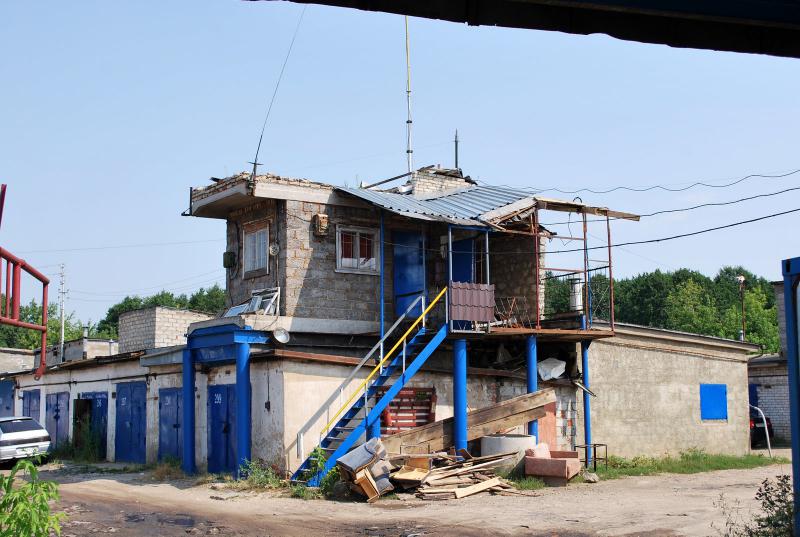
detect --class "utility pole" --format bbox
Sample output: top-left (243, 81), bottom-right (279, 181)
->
top-left (737, 274), bottom-right (746, 342)
top-left (58, 264), bottom-right (67, 361)
top-left (404, 16), bottom-right (414, 174)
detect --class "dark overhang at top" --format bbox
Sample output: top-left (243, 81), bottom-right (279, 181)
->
top-left (264, 0), bottom-right (800, 59)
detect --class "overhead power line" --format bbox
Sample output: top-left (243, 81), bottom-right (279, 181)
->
top-left (476, 167), bottom-right (800, 197)
top-left (17, 238), bottom-right (223, 255)
top-left (540, 184), bottom-right (800, 226)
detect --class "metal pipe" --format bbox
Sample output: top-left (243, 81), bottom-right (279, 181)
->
top-left (453, 339), bottom-right (468, 453)
top-left (181, 347), bottom-right (196, 474)
top-left (606, 215), bottom-right (615, 330)
top-left (447, 225), bottom-right (453, 331)
top-left (12, 263), bottom-right (20, 320)
top-left (4, 260), bottom-right (9, 317)
top-left (580, 314), bottom-right (592, 466)
top-left (582, 212), bottom-right (589, 324)
top-left (750, 404), bottom-right (772, 457)
top-left (484, 231), bottom-right (490, 285)
top-left (379, 211), bottom-right (385, 368)
top-left (526, 335), bottom-right (538, 438)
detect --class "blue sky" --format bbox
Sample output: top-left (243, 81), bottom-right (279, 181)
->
top-left (2, 1), bottom-right (799, 323)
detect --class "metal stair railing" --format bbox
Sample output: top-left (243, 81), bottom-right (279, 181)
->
top-left (294, 293), bottom-right (427, 460)
top-left (316, 286), bottom-right (447, 441)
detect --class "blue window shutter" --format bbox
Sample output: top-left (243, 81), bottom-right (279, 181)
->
top-left (700, 384), bottom-right (728, 420)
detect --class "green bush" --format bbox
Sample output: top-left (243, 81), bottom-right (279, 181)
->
top-left (716, 475), bottom-right (793, 537)
top-left (0, 458), bottom-right (64, 537)
top-left (236, 459), bottom-right (283, 490)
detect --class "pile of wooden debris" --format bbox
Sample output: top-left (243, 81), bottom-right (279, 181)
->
top-left (392, 451), bottom-right (529, 500)
top-left (339, 441), bottom-right (533, 502)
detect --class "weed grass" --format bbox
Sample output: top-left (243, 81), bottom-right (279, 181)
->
top-left (506, 476), bottom-right (547, 490)
top-left (594, 449), bottom-right (788, 481)
top-left (151, 457), bottom-right (185, 481)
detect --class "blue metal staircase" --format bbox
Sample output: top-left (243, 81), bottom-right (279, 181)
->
top-left (292, 288), bottom-right (449, 485)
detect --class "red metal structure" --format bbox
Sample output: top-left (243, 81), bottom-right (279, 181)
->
top-left (0, 185), bottom-right (50, 379)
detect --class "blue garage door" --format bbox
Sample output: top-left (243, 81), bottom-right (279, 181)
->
top-left (22, 390), bottom-right (40, 420)
top-left (80, 392), bottom-right (108, 460)
top-left (0, 380), bottom-right (14, 417)
top-left (207, 384), bottom-right (237, 474)
top-left (158, 388), bottom-right (182, 462)
top-left (45, 392), bottom-right (70, 449)
top-left (115, 382), bottom-right (147, 464)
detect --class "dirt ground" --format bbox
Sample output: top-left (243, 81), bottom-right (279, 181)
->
top-left (42, 453), bottom-right (791, 537)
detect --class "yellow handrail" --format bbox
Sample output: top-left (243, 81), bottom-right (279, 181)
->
top-left (319, 286), bottom-right (447, 435)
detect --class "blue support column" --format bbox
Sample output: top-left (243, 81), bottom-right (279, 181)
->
top-left (453, 339), bottom-right (468, 453)
top-left (580, 315), bottom-right (592, 465)
top-left (235, 342), bottom-right (252, 477)
top-left (526, 335), bottom-right (538, 439)
top-left (181, 347), bottom-right (196, 474)
top-left (780, 258), bottom-right (800, 534)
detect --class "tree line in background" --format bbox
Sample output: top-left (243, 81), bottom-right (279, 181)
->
top-left (0, 284), bottom-right (226, 349)
top-left (546, 265), bottom-right (780, 353)
top-left (0, 267), bottom-right (781, 354)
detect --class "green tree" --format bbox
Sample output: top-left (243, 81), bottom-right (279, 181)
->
top-left (0, 299), bottom-right (83, 350)
top-left (720, 287), bottom-right (779, 352)
top-left (95, 285), bottom-right (226, 337)
top-left (663, 279), bottom-right (722, 335)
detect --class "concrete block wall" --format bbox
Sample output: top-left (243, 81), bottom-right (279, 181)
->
top-left (225, 199), bottom-right (279, 307)
top-left (581, 327), bottom-right (752, 458)
top-left (490, 234), bottom-right (547, 318)
top-left (750, 363), bottom-right (791, 441)
top-left (0, 348), bottom-right (33, 373)
top-left (119, 307), bottom-right (212, 352)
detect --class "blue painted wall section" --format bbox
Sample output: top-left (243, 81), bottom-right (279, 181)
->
top-left (453, 338), bottom-right (468, 453)
top-left (780, 255), bottom-right (800, 535)
top-left (526, 335), bottom-right (538, 438)
top-left (181, 323), bottom-right (269, 476)
top-left (699, 384), bottom-right (728, 420)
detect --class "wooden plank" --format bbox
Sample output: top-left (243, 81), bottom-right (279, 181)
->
top-left (454, 477), bottom-right (502, 499)
top-left (384, 389), bottom-right (555, 454)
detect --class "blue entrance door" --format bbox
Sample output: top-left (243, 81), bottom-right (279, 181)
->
top-left (393, 231), bottom-right (426, 317)
top-left (159, 388), bottom-right (183, 462)
top-left (115, 382), bottom-right (146, 463)
top-left (207, 384), bottom-right (237, 474)
top-left (22, 390), bottom-right (40, 420)
top-left (45, 392), bottom-right (70, 449)
top-left (0, 380), bottom-right (14, 417)
top-left (451, 238), bottom-right (474, 283)
top-left (80, 392), bottom-right (108, 460)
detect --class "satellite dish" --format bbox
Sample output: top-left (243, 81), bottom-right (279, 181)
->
top-left (269, 243), bottom-right (280, 256)
top-left (272, 328), bottom-right (290, 344)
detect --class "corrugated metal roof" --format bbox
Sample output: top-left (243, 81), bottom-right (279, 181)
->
top-left (338, 185), bottom-right (533, 226)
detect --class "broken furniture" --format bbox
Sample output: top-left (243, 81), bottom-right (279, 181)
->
top-left (575, 443), bottom-right (608, 471)
top-left (336, 437), bottom-right (394, 502)
top-left (524, 444), bottom-right (581, 486)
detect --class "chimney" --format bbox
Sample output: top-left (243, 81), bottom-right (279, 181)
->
top-left (410, 166), bottom-right (475, 198)
top-left (82, 326), bottom-right (89, 339)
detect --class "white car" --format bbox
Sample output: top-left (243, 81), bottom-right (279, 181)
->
top-left (0, 416), bottom-right (51, 461)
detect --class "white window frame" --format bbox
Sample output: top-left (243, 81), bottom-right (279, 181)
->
top-left (242, 222), bottom-right (269, 276)
top-left (335, 225), bottom-right (380, 275)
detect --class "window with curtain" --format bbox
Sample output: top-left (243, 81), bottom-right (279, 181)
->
top-left (336, 226), bottom-right (379, 273)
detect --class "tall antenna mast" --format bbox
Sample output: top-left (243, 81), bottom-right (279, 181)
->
top-left (454, 130), bottom-right (459, 169)
top-left (405, 16), bottom-right (414, 174)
